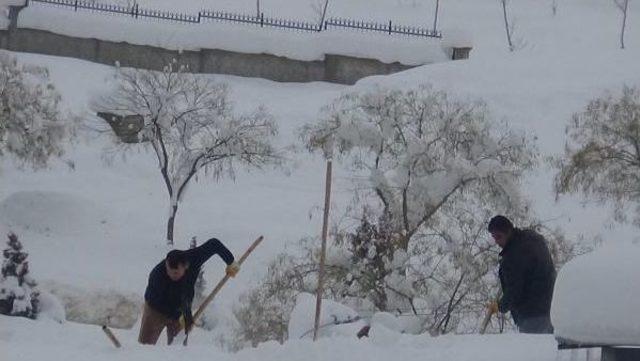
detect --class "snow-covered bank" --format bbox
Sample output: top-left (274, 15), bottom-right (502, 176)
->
top-left (0, 315), bottom-right (573, 361)
top-left (18, 3), bottom-right (449, 65)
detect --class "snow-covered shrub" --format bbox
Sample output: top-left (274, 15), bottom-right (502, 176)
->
top-left (555, 85), bottom-right (640, 226)
top-left (94, 60), bottom-right (280, 245)
top-left (231, 86), bottom-right (582, 346)
top-left (232, 252), bottom-right (312, 348)
top-left (298, 85), bottom-right (538, 332)
top-left (0, 51), bottom-right (74, 170)
top-left (0, 233), bottom-right (39, 319)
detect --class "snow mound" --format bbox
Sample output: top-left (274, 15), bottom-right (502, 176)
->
top-left (551, 242), bottom-right (640, 346)
top-left (37, 291), bottom-right (66, 323)
top-left (0, 191), bottom-right (114, 237)
top-left (40, 281), bottom-right (140, 328)
top-left (288, 293), bottom-right (365, 339)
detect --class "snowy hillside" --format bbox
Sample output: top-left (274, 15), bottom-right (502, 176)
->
top-left (2, 0), bottom-right (640, 359)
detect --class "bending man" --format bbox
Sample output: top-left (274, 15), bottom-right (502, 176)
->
top-left (138, 238), bottom-right (240, 345)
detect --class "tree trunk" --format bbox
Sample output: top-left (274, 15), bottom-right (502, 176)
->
top-left (501, 0), bottom-right (514, 51)
top-left (620, 0), bottom-right (628, 49)
top-left (433, 0), bottom-right (440, 33)
top-left (166, 204), bottom-right (178, 246)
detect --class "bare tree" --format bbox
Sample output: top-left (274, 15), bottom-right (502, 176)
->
top-left (310, 0), bottom-right (330, 29)
top-left (0, 51), bottom-right (74, 170)
top-left (555, 86), bottom-right (640, 226)
top-left (95, 61), bottom-right (279, 245)
top-left (613, 0), bottom-right (630, 49)
top-left (500, 0), bottom-right (515, 51)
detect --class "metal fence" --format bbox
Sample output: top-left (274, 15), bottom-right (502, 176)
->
top-left (26, 0), bottom-right (442, 38)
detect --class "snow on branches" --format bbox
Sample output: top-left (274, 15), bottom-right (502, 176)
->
top-left (0, 51), bottom-right (72, 170)
top-left (94, 61), bottom-right (279, 244)
top-left (555, 85), bottom-right (640, 226)
top-left (301, 85), bottom-right (537, 246)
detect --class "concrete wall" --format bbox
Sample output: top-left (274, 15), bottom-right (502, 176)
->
top-left (2, 27), bottom-right (424, 84)
top-left (2, 5), bottom-right (466, 84)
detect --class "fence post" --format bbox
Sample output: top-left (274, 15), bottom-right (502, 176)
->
top-left (198, 11), bottom-right (201, 23)
top-left (388, 20), bottom-right (391, 34)
top-left (260, 12), bottom-right (263, 27)
top-left (324, 20), bottom-right (327, 31)
top-left (135, 3), bottom-right (138, 19)
top-left (74, 0), bottom-right (77, 11)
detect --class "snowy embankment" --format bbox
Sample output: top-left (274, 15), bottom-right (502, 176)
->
top-left (17, 2), bottom-right (451, 65)
top-left (0, 315), bottom-right (565, 361)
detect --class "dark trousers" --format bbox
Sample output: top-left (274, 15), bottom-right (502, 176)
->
top-left (138, 303), bottom-right (180, 345)
top-left (517, 315), bottom-right (554, 334)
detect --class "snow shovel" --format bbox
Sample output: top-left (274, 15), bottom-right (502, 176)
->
top-left (479, 304), bottom-right (497, 335)
top-left (179, 235), bottom-right (264, 346)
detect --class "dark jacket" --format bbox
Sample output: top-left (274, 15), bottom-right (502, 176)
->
top-left (144, 238), bottom-right (234, 320)
top-left (498, 228), bottom-right (556, 323)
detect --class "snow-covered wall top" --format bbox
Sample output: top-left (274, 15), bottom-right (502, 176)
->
top-left (17, 3), bottom-right (450, 65)
top-left (551, 243), bottom-right (640, 346)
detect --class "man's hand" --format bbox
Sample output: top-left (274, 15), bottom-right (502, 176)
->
top-left (225, 262), bottom-right (240, 278)
top-left (487, 301), bottom-right (499, 315)
top-left (178, 314), bottom-right (194, 332)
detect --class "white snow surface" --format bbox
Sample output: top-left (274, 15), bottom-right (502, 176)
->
top-left (0, 315), bottom-right (573, 361)
top-left (18, 2), bottom-right (448, 65)
top-left (1, 0), bottom-right (640, 358)
top-left (551, 242), bottom-right (640, 346)
top-left (288, 293), bottom-right (365, 340)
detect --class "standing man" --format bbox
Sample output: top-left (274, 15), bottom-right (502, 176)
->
top-left (138, 237), bottom-right (240, 345)
top-left (487, 215), bottom-right (556, 334)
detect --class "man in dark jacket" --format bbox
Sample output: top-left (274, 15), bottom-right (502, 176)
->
top-left (138, 238), bottom-right (239, 345)
top-left (487, 215), bottom-right (556, 334)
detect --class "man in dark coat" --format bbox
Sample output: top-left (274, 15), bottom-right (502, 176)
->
top-left (138, 238), bottom-right (239, 345)
top-left (487, 215), bottom-right (556, 334)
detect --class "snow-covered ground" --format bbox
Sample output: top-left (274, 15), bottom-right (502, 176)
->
top-left (1, 315), bottom-right (580, 361)
top-left (2, 0), bottom-right (640, 359)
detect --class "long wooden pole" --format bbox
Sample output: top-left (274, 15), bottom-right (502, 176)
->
top-left (313, 159), bottom-right (333, 341)
top-left (180, 235), bottom-right (264, 332)
top-left (172, 236), bottom-right (264, 346)
top-left (479, 307), bottom-right (495, 334)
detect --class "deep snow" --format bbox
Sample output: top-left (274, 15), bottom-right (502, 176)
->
top-left (0, 315), bottom-right (583, 361)
top-left (1, 0), bottom-right (640, 359)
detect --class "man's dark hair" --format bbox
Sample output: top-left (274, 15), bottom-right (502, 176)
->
top-left (166, 250), bottom-right (189, 269)
top-left (488, 215), bottom-right (514, 233)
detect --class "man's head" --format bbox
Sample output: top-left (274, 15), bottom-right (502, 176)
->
top-left (165, 250), bottom-right (189, 281)
top-left (488, 215), bottom-right (514, 248)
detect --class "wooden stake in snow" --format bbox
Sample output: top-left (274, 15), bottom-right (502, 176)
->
top-left (101, 325), bottom-right (122, 348)
top-left (313, 159), bottom-right (333, 341)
